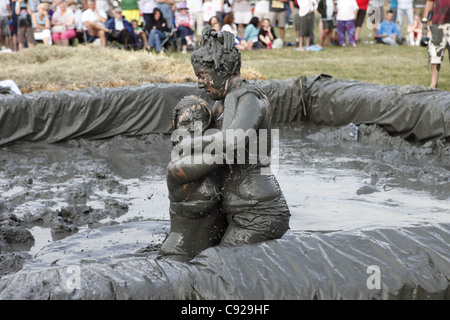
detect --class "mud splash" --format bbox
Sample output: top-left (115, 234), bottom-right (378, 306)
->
top-left (0, 123), bottom-right (449, 278)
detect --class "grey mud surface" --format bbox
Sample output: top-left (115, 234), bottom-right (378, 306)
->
top-left (0, 123), bottom-right (449, 278)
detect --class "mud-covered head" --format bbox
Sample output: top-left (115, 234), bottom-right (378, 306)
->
top-left (171, 95), bottom-right (212, 134)
top-left (191, 25), bottom-right (241, 100)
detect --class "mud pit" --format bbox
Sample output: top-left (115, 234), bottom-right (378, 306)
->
top-left (0, 78), bottom-right (449, 299)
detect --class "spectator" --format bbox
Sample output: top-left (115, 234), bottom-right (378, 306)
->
top-left (175, 2), bottom-right (194, 53)
top-left (258, 17), bottom-right (276, 48)
top-left (68, 0), bottom-right (84, 44)
top-left (131, 18), bottom-right (147, 48)
top-left (368, 0), bottom-right (384, 38)
top-left (51, 0), bottom-right (76, 46)
top-left (186, 0), bottom-right (203, 40)
top-left (317, 0), bottom-right (335, 48)
top-left (376, 9), bottom-right (400, 45)
top-left (156, 0), bottom-right (174, 28)
top-left (397, 0), bottom-right (414, 37)
top-left (0, 0), bottom-right (11, 51)
top-left (202, 0), bottom-right (215, 24)
top-left (81, 0), bottom-right (109, 47)
top-left (244, 16), bottom-right (260, 48)
top-left (210, 0), bottom-right (223, 23)
top-left (269, 0), bottom-right (288, 43)
top-left (16, 0), bottom-right (34, 50)
top-left (297, 0), bottom-right (317, 51)
top-left (390, 0), bottom-right (398, 22)
top-left (289, 0), bottom-right (300, 44)
top-left (355, 0), bottom-right (369, 42)
top-left (9, 0), bottom-right (19, 51)
top-left (32, 3), bottom-right (52, 45)
top-left (106, 7), bottom-right (137, 49)
top-left (208, 15), bottom-right (221, 31)
top-left (222, 0), bottom-right (233, 21)
top-left (139, 0), bottom-right (156, 34)
top-left (233, 0), bottom-right (252, 37)
top-left (146, 7), bottom-right (169, 52)
top-left (121, 0), bottom-right (140, 23)
top-left (406, 14), bottom-right (423, 45)
top-left (254, 0), bottom-right (271, 22)
top-left (423, 0), bottom-right (449, 88)
top-left (96, 0), bottom-right (111, 18)
top-left (221, 12), bottom-right (252, 50)
top-left (336, 0), bottom-right (358, 47)
top-left (413, 0), bottom-right (427, 19)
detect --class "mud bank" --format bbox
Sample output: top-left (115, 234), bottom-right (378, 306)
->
top-left (0, 121), bottom-right (449, 299)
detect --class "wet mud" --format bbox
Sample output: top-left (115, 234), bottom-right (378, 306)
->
top-left (0, 123), bottom-right (449, 286)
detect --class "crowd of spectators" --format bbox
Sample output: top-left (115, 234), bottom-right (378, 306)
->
top-left (0, 0), bottom-right (432, 52)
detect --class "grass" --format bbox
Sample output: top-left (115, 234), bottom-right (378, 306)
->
top-left (0, 18), bottom-right (448, 93)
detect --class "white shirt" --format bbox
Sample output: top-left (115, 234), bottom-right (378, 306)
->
top-left (397, 0), bottom-right (413, 9)
top-left (96, 0), bottom-right (111, 13)
top-left (254, 0), bottom-right (270, 13)
top-left (336, 0), bottom-right (358, 21)
top-left (81, 8), bottom-right (107, 30)
top-left (298, 0), bottom-right (317, 17)
top-left (186, 0), bottom-right (203, 13)
top-left (0, 0), bottom-right (9, 17)
top-left (202, 1), bottom-right (216, 22)
top-left (138, 0), bottom-right (156, 14)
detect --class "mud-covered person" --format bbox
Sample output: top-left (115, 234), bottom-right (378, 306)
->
top-left (172, 25), bottom-right (291, 246)
top-left (157, 95), bottom-right (227, 262)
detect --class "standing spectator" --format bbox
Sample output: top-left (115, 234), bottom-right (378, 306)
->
top-left (96, 0), bottom-right (111, 18)
top-left (175, 1), bottom-right (194, 53)
top-left (9, 0), bottom-right (19, 51)
top-left (355, 0), bottom-right (369, 42)
top-left (81, 0), bottom-right (108, 47)
top-left (269, 0), bottom-right (288, 43)
top-left (289, 0), bottom-right (300, 44)
top-left (51, 0), bottom-right (76, 46)
top-left (254, 0), bottom-right (271, 21)
top-left (233, 0), bottom-right (252, 37)
top-left (376, 9), bottom-right (400, 45)
top-left (202, 0), bottom-right (215, 24)
top-left (121, 0), bottom-right (140, 24)
top-left (210, 0), bottom-right (223, 23)
top-left (407, 14), bottom-right (423, 45)
top-left (156, 0), bottom-right (174, 28)
top-left (68, 0), bottom-right (83, 44)
top-left (0, 0), bottom-right (11, 51)
top-left (390, 0), bottom-right (398, 22)
top-left (336, 0), bottom-right (358, 47)
top-left (258, 17), bottom-right (276, 48)
top-left (318, 0), bottom-right (336, 47)
top-left (297, 0), bottom-right (317, 50)
top-left (139, 0), bottom-right (156, 34)
top-left (244, 16), bottom-right (260, 48)
top-left (221, 11), bottom-right (252, 49)
top-left (32, 2), bottom-right (52, 45)
top-left (423, 0), bottom-right (449, 88)
top-left (368, 0), bottom-right (384, 38)
top-left (413, 0), bottom-right (427, 19)
top-left (15, 0), bottom-right (34, 50)
top-left (146, 7), bottom-right (169, 52)
top-left (186, 0), bottom-right (203, 40)
top-left (106, 7), bottom-right (137, 49)
top-left (397, 0), bottom-right (413, 37)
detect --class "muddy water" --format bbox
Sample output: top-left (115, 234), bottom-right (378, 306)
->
top-left (0, 123), bottom-right (449, 277)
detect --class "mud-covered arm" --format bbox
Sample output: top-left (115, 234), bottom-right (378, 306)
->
top-left (167, 154), bottom-right (222, 184)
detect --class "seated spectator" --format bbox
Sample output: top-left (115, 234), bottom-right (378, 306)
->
top-left (106, 7), bottom-right (137, 49)
top-left (221, 12), bottom-right (252, 50)
top-left (244, 16), bottom-right (260, 49)
top-left (16, 0), bottom-right (35, 50)
top-left (258, 17), bottom-right (276, 49)
top-left (407, 14), bottom-right (423, 46)
top-left (376, 9), bottom-right (400, 46)
top-left (175, 2), bottom-right (194, 54)
top-left (146, 7), bottom-right (170, 53)
top-left (68, 0), bottom-right (84, 44)
top-left (32, 3), bottom-right (52, 45)
top-left (81, 0), bottom-right (109, 47)
top-left (207, 15), bottom-right (220, 27)
top-left (131, 18), bottom-right (147, 49)
top-left (51, 0), bottom-right (76, 46)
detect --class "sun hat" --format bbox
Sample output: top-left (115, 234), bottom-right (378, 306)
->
top-left (178, 2), bottom-right (188, 10)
